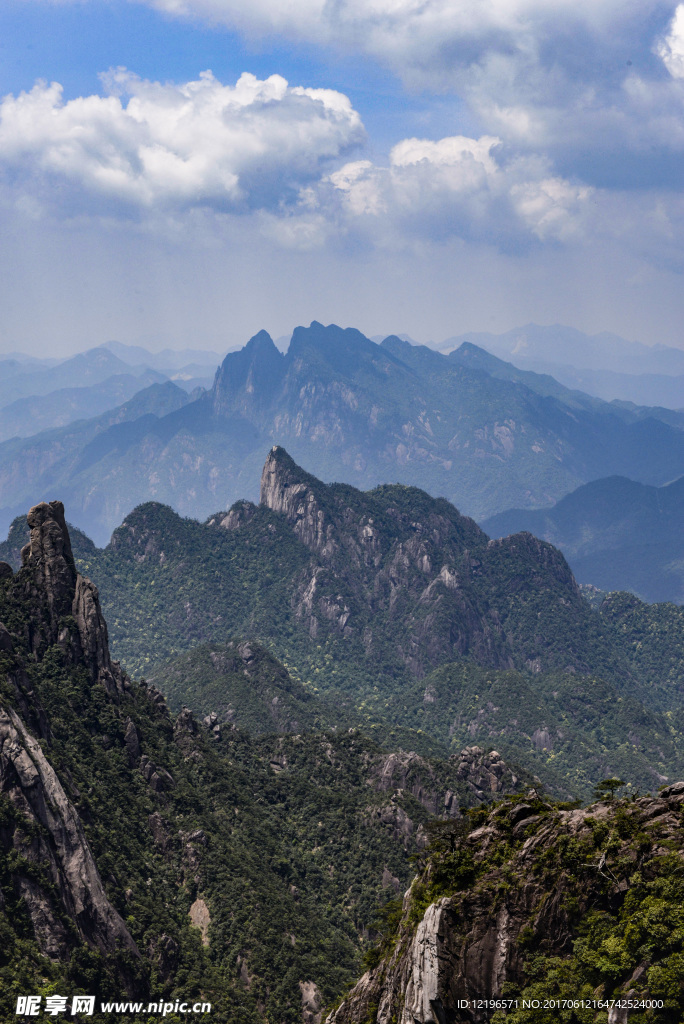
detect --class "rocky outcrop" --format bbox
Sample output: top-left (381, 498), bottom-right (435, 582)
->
top-left (0, 706), bottom-right (138, 961)
top-left (366, 748), bottom-right (526, 855)
top-left (189, 897), bottom-right (211, 946)
top-left (207, 500), bottom-right (257, 531)
top-left (454, 747), bottom-right (523, 801)
top-left (17, 501), bottom-right (126, 695)
top-left (259, 448), bottom-right (592, 677)
top-left (329, 787), bottom-right (684, 1024)
top-left (299, 980), bottom-right (322, 1024)
top-left (72, 572), bottom-right (125, 697)
top-left (261, 447), bottom-right (337, 558)
top-left (20, 500), bottom-right (78, 648)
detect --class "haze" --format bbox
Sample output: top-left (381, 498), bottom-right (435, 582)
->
top-left (2, 0), bottom-right (684, 355)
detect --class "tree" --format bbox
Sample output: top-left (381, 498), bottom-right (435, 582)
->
top-left (593, 778), bottom-right (625, 802)
top-left (424, 818), bottom-right (468, 853)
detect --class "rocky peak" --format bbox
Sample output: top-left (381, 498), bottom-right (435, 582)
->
top-left (21, 501), bottom-right (77, 637)
top-left (212, 329), bottom-right (284, 418)
top-left (287, 321), bottom-right (397, 378)
top-left (260, 447), bottom-right (336, 557)
top-left (17, 501), bottom-right (124, 696)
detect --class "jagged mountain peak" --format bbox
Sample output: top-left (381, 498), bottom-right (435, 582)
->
top-left (261, 445), bottom-right (321, 504)
top-left (21, 500), bottom-right (77, 621)
top-left (257, 447), bottom-right (599, 676)
top-left (16, 500), bottom-right (125, 697)
top-left (288, 321), bottom-right (405, 376)
top-left (260, 445), bottom-right (333, 556)
top-left (212, 328), bottom-right (284, 417)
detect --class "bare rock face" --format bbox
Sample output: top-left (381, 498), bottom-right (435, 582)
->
top-left (18, 501), bottom-right (126, 696)
top-left (328, 790), bottom-right (684, 1024)
top-left (72, 573), bottom-right (125, 697)
top-left (299, 980), bottom-right (322, 1024)
top-left (124, 717), bottom-right (141, 764)
top-left (207, 500), bottom-right (257, 531)
top-left (372, 750), bottom-right (460, 817)
top-left (261, 447), bottom-right (336, 558)
top-left (0, 706), bottom-right (138, 961)
top-left (370, 747), bottom-right (525, 821)
top-left (20, 501), bottom-right (77, 649)
top-left (455, 747), bottom-right (522, 800)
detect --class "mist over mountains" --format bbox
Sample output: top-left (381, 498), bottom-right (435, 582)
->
top-left (1, 322), bottom-right (683, 559)
top-left (443, 323), bottom-right (684, 408)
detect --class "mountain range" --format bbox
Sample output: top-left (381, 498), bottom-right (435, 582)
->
top-left (0, 343), bottom-right (220, 439)
top-left (2, 322), bottom-right (684, 548)
top-left (3, 446), bottom-right (683, 797)
top-left (484, 475), bottom-right (684, 604)
top-left (442, 322), bottom-right (684, 408)
top-left (1, 454), bottom-right (684, 1018)
top-left (4, 499), bottom-right (531, 1021)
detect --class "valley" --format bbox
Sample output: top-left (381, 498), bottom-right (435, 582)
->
top-left (0, 332), bottom-right (683, 1022)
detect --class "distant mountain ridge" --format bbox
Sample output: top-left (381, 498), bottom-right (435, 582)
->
top-left (441, 322), bottom-right (684, 408)
top-left (1, 322), bottom-right (684, 544)
top-left (441, 322), bottom-right (684, 375)
top-left (483, 474), bottom-right (684, 604)
top-left (0, 369), bottom-right (168, 442)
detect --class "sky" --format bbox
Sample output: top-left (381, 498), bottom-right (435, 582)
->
top-left (2, 0), bottom-right (684, 355)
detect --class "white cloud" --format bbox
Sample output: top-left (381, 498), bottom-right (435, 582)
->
top-left (75, 1), bottom-right (684, 184)
top-left (137, 0), bottom-right (663, 54)
top-left (325, 134), bottom-right (592, 248)
top-left (657, 3), bottom-right (684, 77)
top-left (0, 69), bottom-right (364, 214)
top-left (19, 1), bottom-right (684, 189)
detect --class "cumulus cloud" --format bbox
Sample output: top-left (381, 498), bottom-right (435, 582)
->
top-left (657, 3), bottom-right (684, 77)
top-left (0, 69), bottom-right (364, 214)
top-left (63, 0), bottom-right (682, 188)
top-left (324, 134), bottom-right (592, 249)
top-left (20, 1), bottom-right (684, 190)
top-left (2, 63), bottom-right (684, 269)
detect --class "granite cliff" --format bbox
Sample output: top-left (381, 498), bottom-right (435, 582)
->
top-left (1, 500), bottom-right (532, 1021)
top-left (329, 785), bottom-right (684, 1024)
top-left (257, 445), bottom-right (609, 681)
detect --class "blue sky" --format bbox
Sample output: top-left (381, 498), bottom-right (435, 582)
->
top-left (2, 0), bottom-right (684, 355)
top-left (0, 1), bottom-right (473, 155)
